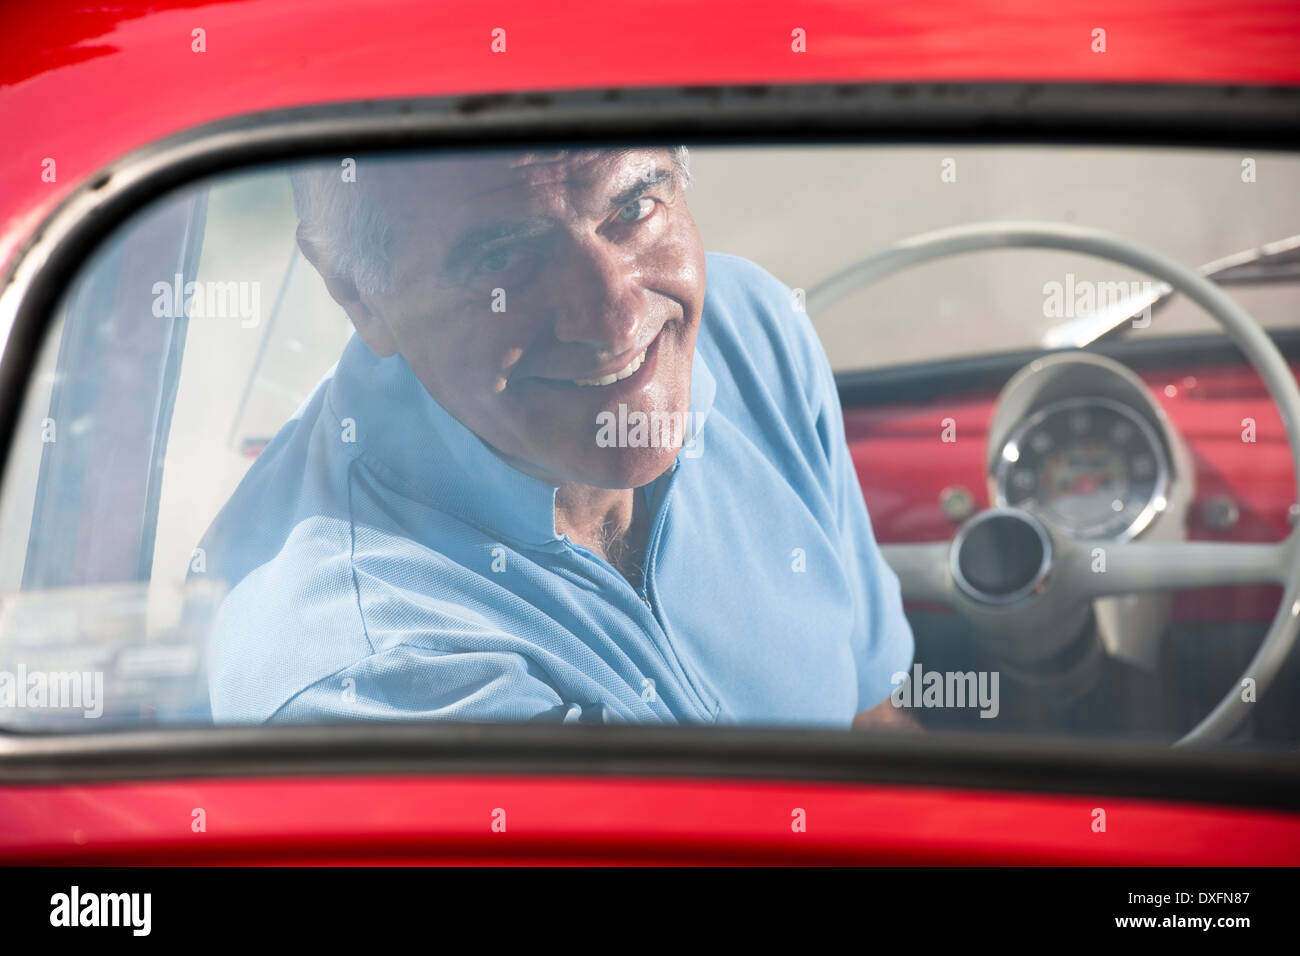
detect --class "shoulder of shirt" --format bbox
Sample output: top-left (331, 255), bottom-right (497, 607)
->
top-left (701, 251), bottom-right (833, 406)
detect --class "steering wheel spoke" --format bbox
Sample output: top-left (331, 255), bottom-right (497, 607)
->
top-left (1074, 536), bottom-right (1296, 598)
top-left (880, 542), bottom-right (952, 604)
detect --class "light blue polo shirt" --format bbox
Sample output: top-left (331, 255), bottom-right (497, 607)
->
top-left (199, 252), bottom-right (913, 727)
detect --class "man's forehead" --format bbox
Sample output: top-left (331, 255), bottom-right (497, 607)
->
top-left (382, 147), bottom-right (668, 204)
top-left (504, 148), bottom-right (589, 169)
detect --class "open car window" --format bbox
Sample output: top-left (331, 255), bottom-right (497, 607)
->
top-left (1, 142), bottom-right (1298, 753)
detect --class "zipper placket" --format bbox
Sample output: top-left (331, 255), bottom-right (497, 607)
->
top-left (637, 472), bottom-right (720, 718)
top-left (558, 466), bottom-right (714, 718)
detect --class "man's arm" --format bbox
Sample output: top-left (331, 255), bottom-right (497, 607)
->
top-left (852, 695), bottom-right (922, 731)
top-left (822, 391), bottom-right (918, 727)
top-left (265, 644), bottom-right (577, 724)
top-left (786, 280), bottom-right (917, 725)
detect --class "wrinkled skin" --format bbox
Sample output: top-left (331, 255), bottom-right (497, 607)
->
top-left (303, 147), bottom-right (705, 497)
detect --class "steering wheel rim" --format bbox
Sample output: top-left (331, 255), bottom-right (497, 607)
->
top-left (809, 221), bottom-right (1300, 747)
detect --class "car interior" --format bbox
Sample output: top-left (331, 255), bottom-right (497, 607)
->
top-left (1, 140), bottom-right (1298, 751)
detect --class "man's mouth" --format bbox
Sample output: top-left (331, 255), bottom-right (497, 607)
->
top-left (527, 326), bottom-right (668, 392)
top-left (572, 348), bottom-right (647, 387)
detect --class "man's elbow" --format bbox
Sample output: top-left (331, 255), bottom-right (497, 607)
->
top-left (852, 696), bottom-right (923, 732)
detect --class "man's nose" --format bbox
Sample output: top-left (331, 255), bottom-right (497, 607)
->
top-left (550, 238), bottom-right (648, 354)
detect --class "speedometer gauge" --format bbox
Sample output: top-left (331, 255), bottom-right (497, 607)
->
top-left (994, 397), bottom-right (1169, 540)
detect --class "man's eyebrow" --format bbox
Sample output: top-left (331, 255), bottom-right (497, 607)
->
top-left (609, 166), bottom-right (675, 211)
top-left (442, 218), bottom-right (551, 273)
top-left (439, 164), bottom-right (673, 273)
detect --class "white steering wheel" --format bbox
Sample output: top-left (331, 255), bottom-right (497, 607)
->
top-left (809, 222), bottom-right (1300, 746)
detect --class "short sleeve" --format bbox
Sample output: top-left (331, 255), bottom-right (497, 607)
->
top-left (798, 305), bottom-right (916, 711)
top-left (268, 643), bottom-right (582, 724)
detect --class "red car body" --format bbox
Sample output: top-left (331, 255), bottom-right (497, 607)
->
top-left (2, 0), bottom-right (1299, 865)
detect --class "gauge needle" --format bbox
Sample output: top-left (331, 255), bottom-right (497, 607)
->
top-left (1070, 474), bottom-right (1102, 494)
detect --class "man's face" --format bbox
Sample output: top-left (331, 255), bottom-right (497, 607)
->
top-left (344, 148), bottom-right (706, 490)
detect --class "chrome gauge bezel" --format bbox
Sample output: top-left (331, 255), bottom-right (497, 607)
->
top-left (993, 396), bottom-right (1171, 542)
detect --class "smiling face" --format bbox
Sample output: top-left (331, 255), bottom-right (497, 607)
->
top-left (312, 148), bottom-right (706, 490)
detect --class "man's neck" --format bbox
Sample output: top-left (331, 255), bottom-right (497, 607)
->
top-left (554, 483), bottom-right (648, 587)
top-left (482, 442), bottom-right (653, 586)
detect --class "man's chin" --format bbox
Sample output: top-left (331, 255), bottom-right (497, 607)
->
top-left (492, 436), bottom-right (682, 490)
top-left (572, 442), bottom-right (683, 490)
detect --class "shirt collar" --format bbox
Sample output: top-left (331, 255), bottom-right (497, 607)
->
top-left (328, 333), bottom-right (716, 547)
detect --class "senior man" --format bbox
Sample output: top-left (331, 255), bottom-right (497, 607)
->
top-left (199, 146), bottom-right (914, 727)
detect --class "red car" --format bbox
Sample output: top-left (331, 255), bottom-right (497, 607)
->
top-left (1, 0), bottom-right (1298, 888)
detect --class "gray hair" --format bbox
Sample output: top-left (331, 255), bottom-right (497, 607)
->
top-left (290, 146), bottom-right (691, 298)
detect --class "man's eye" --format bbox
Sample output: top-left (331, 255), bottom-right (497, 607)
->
top-left (477, 248), bottom-right (516, 274)
top-left (616, 198), bottom-right (655, 224)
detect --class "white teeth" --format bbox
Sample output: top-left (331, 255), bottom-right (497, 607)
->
top-left (573, 349), bottom-right (646, 387)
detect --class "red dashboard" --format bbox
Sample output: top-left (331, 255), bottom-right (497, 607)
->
top-left (848, 357), bottom-right (1297, 621)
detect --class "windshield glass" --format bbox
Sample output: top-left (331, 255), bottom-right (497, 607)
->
top-left (690, 145), bottom-right (1299, 370)
top-left (1, 143), bottom-right (1297, 751)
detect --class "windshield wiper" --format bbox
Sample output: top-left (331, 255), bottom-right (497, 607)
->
top-left (1041, 234), bottom-right (1300, 350)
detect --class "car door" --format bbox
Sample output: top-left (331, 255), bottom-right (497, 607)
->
top-left (2, 83), bottom-right (1299, 875)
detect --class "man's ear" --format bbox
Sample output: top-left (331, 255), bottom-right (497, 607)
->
top-left (296, 225), bottom-right (399, 357)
